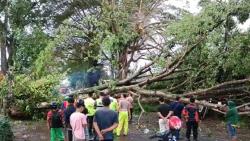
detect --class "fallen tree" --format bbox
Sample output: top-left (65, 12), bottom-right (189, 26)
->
top-left (63, 1), bottom-right (250, 116)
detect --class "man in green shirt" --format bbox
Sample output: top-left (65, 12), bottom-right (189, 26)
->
top-left (225, 101), bottom-right (239, 141)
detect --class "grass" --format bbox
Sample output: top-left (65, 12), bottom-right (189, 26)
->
top-left (133, 103), bottom-right (158, 115)
top-left (238, 116), bottom-right (250, 129)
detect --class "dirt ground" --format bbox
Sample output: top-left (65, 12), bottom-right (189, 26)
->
top-left (136, 113), bottom-right (250, 141)
top-left (11, 113), bottom-right (250, 141)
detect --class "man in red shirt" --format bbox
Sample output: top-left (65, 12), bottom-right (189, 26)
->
top-left (47, 102), bottom-right (64, 141)
top-left (182, 97), bottom-right (199, 141)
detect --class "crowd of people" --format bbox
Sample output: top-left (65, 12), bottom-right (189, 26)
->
top-left (46, 92), bottom-right (133, 141)
top-left (155, 96), bottom-right (239, 141)
top-left (46, 92), bottom-right (239, 141)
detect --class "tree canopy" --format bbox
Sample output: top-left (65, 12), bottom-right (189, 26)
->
top-left (0, 0), bottom-right (250, 116)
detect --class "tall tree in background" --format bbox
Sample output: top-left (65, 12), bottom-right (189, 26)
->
top-left (0, 0), bottom-right (44, 74)
top-left (36, 0), bottom-right (181, 80)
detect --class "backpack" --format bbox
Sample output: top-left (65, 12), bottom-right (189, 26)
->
top-left (51, 111), bottom-right (63, 128)
top-left (169, 116), bottom-right (182, 130)
top-left (186, 105), bottom-right (197, 122)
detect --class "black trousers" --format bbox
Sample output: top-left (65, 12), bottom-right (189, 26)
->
top-left (94, 137), bottom-right (113, 141)
top-left (129, 108), bottom-right (133, 121)
top-left (67, 128), bottom-right (73, 141)
top-left (186, 121), bottom-right (198, 140)
top-left (87, 116), bottom-right (94, 136)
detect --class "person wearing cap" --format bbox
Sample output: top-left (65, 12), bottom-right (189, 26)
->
top-left (64, 97), bottom-right (76, 141)
top-left (93, 97), bottom-right (118, 141)
top-left (225, 101), bottom-right (239, 141)
top-left (70, 101), bottom-right (88, 141)
top-left (84, 93), bottom-right (96, 139)
top-left (47, 102), bottom-right (65, 141)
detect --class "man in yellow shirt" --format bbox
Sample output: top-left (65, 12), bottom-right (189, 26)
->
top-left (84, 93), bottom-right (96, 139)
top-left (95, 92), bottom-right (105, 110)
top-left (109, 94), bottom-right (118, 112)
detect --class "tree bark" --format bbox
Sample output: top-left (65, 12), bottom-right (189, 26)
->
top-left (118, 48), bottom-right (128, 80)
top-left (1, 36), bottom-right (8, 75)
top-left (1, 2), bottom-right (10, 75)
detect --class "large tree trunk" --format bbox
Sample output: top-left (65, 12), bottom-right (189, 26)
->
top-left (0, 37), bottom-right (8, 75)
top-left (2, 2), bottom-right (13, 116)
top-left (118, 48), bottom-right (128, 80)
top-left (1, 3), bottom-right (10, 75)
top-left (7, 35), bottom-right (14, 67)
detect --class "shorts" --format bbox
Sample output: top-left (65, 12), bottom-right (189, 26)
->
top-left (158, 119), bottom-right (169, 133)
top-left (50, 128), bottom-right (64, 141)
top-left (227, 123), bottom-right (237, 138)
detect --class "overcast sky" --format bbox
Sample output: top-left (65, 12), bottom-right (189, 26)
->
top-left (165, 0), bottom-right (202, 14)
top-left (165, 0), bottom-right (250, 31)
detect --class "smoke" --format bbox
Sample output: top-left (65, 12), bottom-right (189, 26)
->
top-left (67, 69), bottom-right (102, 90)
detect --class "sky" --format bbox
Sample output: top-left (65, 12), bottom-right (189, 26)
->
top-left (165, 0), bottom-right (202, 14)
top-left (237, 19), bottom-right (250, 31)
top-left (165, 0), bottom-right (250, 31)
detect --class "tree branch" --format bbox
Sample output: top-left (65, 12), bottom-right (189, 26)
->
top-left (118, 62), bottom-right (154, 85)
top-left (183, 79), bottom-right (250, 97)
top-left (236, 102), bottom-right (250, 109)
top-left (138, 36), bottom-right (206, 87)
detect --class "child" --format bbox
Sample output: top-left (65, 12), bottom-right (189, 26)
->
top-left (47, 102), bottom-right (65, 141)
top-left (70, 101), bottom-right (88, 141)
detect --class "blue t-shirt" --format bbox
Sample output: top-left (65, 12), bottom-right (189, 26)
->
top-left (94, 107), bottom-right (118, 139)
top-left (170, 101), bottom-right (184, 119)
top-left (64, 104), bottom-right (76, 125)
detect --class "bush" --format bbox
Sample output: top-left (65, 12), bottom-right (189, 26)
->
top-left (238, 116), bottom-right (250, 129)
top-left (0, 116), bottom-right (13, 141)
top-left (0, 74), bottom-right (62, 119)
